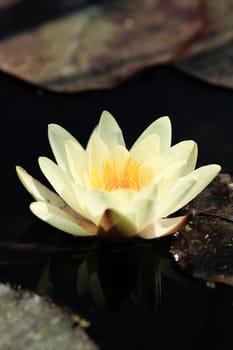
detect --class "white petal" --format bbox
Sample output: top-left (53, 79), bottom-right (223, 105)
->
top-left (130, 134), bottom-right (160, 161)
top-left (131, 116), bottom-right (171, 153)
top-left (164, 140), bottom-right (198, 175)
top-left (107, 145), bottom-right (130, 174)
top-left (88, 136), bottom-right (109, 176)
top-left (124, 184), bottom-right (157, 231)
top-left (139, 215), bottom-right (188, 239)
top-left (156, 179), bottom-right (196, 218)
top-left (38, 156), bottom-right (85, 216)
top-left (87, 111), bottom-right (125, 151)
top-left (158, 164), bottom-right (220, 218)
top-left (84, 189), bottom-right (120, 225)
top-left (48, 123), bottom-right (80, 174)
top-left (30, 202), bottom-right (94, 236)
top-left (170, 164), bottom-right (221, 212)
top-left (16, 165), bottom-right (65, 207)
top-left (98, 208), bottom-right (137, 238)
top-left (65, 140), bottom-right (88, 186)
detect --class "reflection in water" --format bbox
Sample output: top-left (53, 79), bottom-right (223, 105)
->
top-left (0, 218), bottom-right (182, 313)
top-left (48, 240), bottom-right (162, 312)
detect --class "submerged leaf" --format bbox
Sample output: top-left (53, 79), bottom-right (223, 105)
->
top-left (176, 0), bottom-right (233, 89)
top-left (170, 174), bottom-right (233, 287)
top-left (0, 284), bottom-right (97, 350)
top-left (0, 0), bottom-right (202, 92)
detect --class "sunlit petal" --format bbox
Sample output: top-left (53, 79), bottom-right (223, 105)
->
top-left (164, 140), bottom-right (197, 175)
top-left (30, 202), bottom-right (94, 236)
top-left (87, 111), bottom-right (125, 151)
top-left (131, 116), bottom-right (171, 153)
top-left (48, 123), bottom-right (80, 175)
top-left (130, 134), bottom-right (160, 161)
top-left (139, 215), bottom-right (188, 239)
top-left (65, 139), bottom-right (88, 186)
top-left (16, 165), bottom-right (65, 207)
top-left (38, 156), bottom-right (83, 214)
top-left (98, 208), bottom-right (137, 238)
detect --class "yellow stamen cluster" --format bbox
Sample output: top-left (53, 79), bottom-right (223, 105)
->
top-left (91, 158), bottom-right (150, 191)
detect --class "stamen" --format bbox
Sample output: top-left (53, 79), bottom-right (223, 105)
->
top-left (90, 158), bottom-right (152, 191)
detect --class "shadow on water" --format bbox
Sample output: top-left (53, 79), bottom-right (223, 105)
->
top-left (0, 216), bottom-right (180, 313)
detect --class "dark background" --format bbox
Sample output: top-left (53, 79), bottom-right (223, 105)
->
top-left (1, 65), bottom-right (233, 349)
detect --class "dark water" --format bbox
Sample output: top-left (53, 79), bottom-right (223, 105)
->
top-left (1, 65), bottom-right (233, 349)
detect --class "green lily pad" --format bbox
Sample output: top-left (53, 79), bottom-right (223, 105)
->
top-left (0, 0), bottom-right (202, 92)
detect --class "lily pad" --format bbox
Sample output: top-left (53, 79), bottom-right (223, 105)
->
top-left (0, 283), bottom-right (97, 350)
top-left (0, 0), bottom-right (202, 92)
top-left (170, 174), bottom-right (233, 287)
top-left (176, 0), bottom-right (233, 89)
top-left (0, 0), bottom-right (19, 8)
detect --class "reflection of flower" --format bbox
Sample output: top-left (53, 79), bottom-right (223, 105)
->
top-left (48, 240), bottom-right (162, 312)
top-left (16, 111), bottom-right (220, 239)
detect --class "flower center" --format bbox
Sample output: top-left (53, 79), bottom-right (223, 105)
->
top-left (90, 158), bottom-right (151, 191)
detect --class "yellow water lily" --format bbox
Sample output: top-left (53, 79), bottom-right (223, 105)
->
top-left (16, 111), bottom-right (220, 239)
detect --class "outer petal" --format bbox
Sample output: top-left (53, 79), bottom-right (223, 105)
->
top-left (16, 165), bottom-right (65, 207)
top-left (84, 189), bottom-right (120, 225)
top-left (163, 140), bottom-right (198, 175)
top-left (125, 183), bottom-right (157, 229)
top-left (156, 179), bottom-right (196, 218)
top-left (131, 116), bottom-right (171, 153)
top-left (158, 164), bottom-right (221, 218)
top-left (38, 156), bottom-right (87, 217)
top-left (30, 202), bottom-right (95, 236)
top-left (87, 111), bottom-right (125, 151)
top-left (97, 209), bottom-right (138, 238)
top-left (139, 215), bottom-right (188, 239)
top-left (48, 123), bottom-right (82, 175)
top-left (169, 164), bottom-right (221, 213)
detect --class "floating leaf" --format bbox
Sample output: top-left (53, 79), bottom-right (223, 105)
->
top-left (176, 0), bottom-right (233, 89)
top-left (0, 0), bottom-right (202, 92)
top-left (0, 284), bottom-right (97, 350)
top-left (0, 0), bottom-right (19, 8)
top-left (170, 174), bottom-right (233, 287)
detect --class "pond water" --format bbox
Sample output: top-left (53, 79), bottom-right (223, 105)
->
top-left (1, 65), bottom-right (233, 349)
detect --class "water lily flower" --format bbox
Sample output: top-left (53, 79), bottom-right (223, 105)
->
top-left (16, 111), bottom-right (221, 239)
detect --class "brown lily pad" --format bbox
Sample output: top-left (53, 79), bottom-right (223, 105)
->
top-left (0, 0), bottom-right (19, 8)
top-left (176, 0), bottom-right (233, 89)
top-left (170, 174), bottom-right (233, 287)
top-left (0, 0), bottom-right (202, 92)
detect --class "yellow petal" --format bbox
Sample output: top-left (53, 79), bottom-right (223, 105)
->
top-left (87, 111), bottom-right (125, 151)
top-left (131, 116), bottom-right (171, 153)
top-left (16, 165), bottom-right (64, 207)
top-left (30, 202), bottom-right (95, 236)
top-left (65, 139), bottom-right (88, 186)
top-left (139, 215), bottom-right (188, 239)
